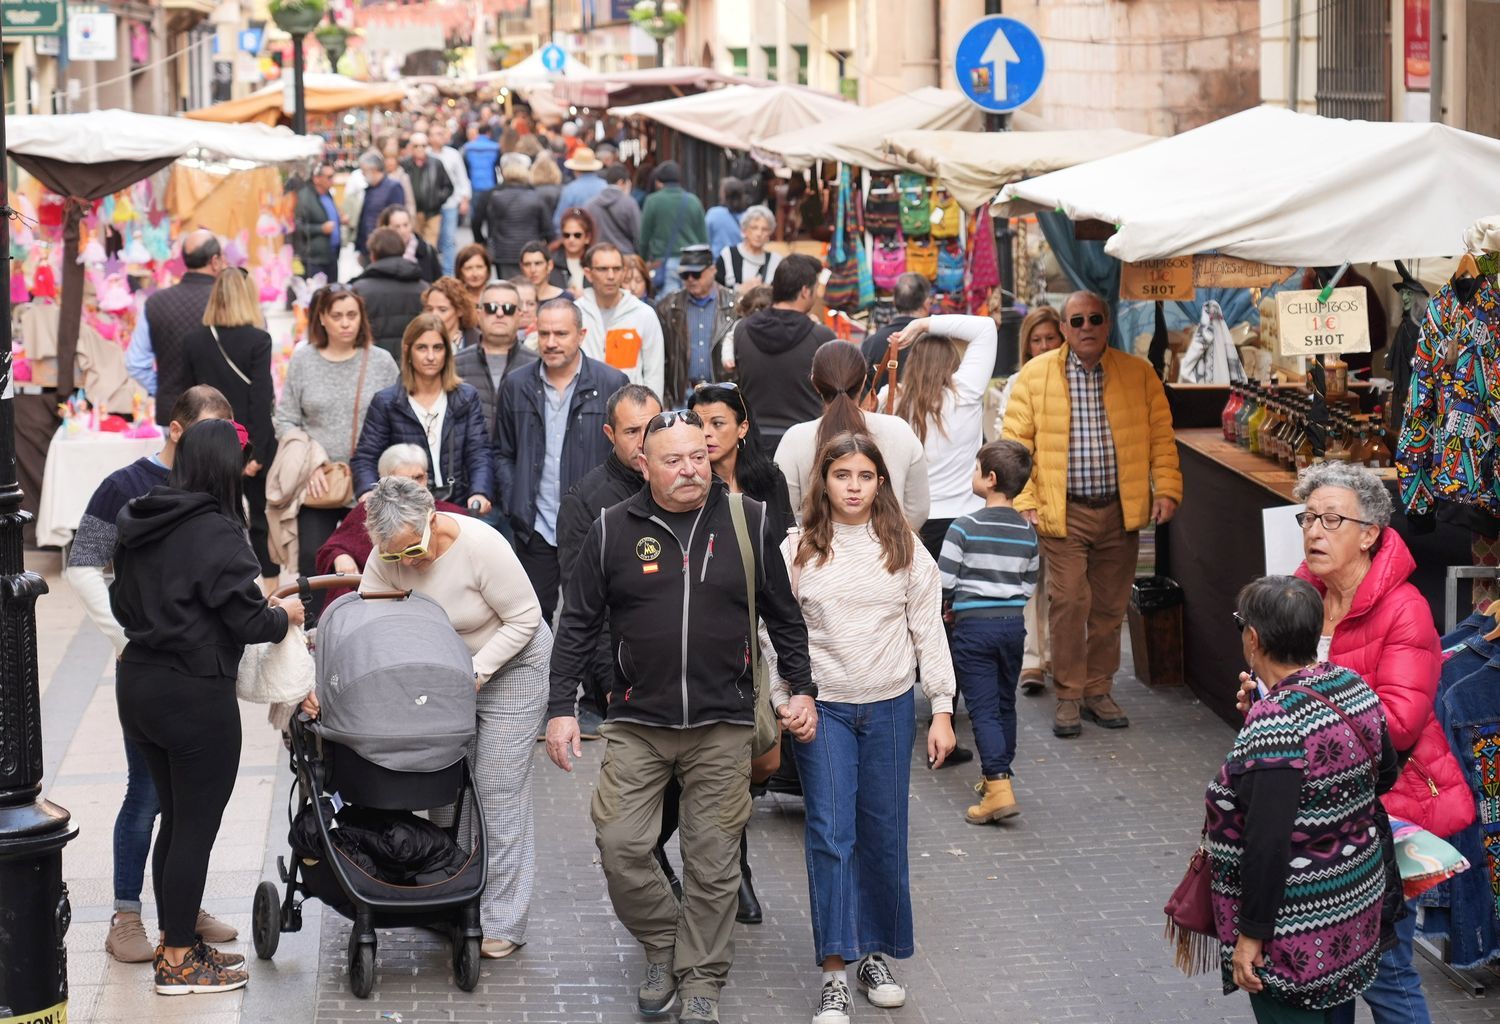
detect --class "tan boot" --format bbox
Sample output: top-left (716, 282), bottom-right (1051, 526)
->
top-left (1053, 698), bottom-right (1082, 738)
top-left (966, 775), bottom-right (1019, 824)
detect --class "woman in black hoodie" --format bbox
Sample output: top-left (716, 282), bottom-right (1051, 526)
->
top-left (111, 419), bottom-right (304, 996)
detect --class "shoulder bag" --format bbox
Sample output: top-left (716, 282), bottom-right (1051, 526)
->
top-left (727, 492), bottom-right (778, 759)
top-left (209, 326), bottom-right (251, 386)
top-left (304, 345), bottom-right (370, 510)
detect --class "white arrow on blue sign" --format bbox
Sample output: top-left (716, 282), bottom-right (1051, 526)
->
top-left (539, 44), bottom-right (567, 73)
top-left (953, 15), bottom-right (1045, 114)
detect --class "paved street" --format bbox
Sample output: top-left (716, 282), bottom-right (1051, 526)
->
top-left (31, 549), bottom-right (1500, 1024)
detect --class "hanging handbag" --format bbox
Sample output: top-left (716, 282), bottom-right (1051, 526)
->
top-left (898, 172), bottom-right (932, 237)
top-left (236, 624), bottom-right (315, 705)
top-left (823, 256), bottom-right (860, 312)
top-left (906, 237), bottom-right (939, 280)
top-left (1163, 818), bottom-right (1216, 976)
top-left (872, 232), bottom-right (907, 291)
top-left (936, 241), bottom-right (966, 293)
top-left (930, 190), bottom-right (961, 240)
top-left (727, 493), bottom-right (778, 759)
top-left (865, 173), bottom-right (900, 234)
top-left (303, 345), bottom-right (370, 510)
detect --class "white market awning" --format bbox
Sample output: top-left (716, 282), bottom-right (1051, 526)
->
top-left (880, 125), bottom-right (1157, 212)
top-left (613, 84), bottom-right (851, 152)
top-left (7, 109), bottom-right (326, 164)
top-left (996, 105), bottom-right (1500, 265)
top-left (751, 87), bottom-right (982, 172)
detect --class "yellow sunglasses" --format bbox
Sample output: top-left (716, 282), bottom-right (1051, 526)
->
top-left (377, 514), bottom-right (433, 562)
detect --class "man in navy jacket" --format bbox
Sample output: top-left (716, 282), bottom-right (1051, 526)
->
top-left (494, 298), bottom-right (628, 623)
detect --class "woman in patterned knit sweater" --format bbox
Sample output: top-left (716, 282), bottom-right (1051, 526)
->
top-left (764, 431), bottom-right (955, 1024)
top-left (1207, 575), bottom-right (1398, 1024)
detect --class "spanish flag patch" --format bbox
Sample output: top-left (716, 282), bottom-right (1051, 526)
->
top-left (642, 563), bottom-right (659, 574)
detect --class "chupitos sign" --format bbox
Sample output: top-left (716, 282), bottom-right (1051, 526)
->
top-left (1275, 287), bottom-right (1371, 356)
top-left (1120, 257), bottom-right (1195, 301)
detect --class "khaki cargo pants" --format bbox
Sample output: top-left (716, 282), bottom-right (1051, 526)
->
top-left (591, 721), bottom-right (753, 1001)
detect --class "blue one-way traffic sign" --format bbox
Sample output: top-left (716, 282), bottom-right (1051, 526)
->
top-left (954, 16), bottom-right (1045, 114)
top-left (539, 43), bottom-right (566, 73)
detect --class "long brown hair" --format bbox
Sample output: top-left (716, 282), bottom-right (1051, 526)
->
top-left (399, 313), bottom-right (460, 393)
top-left (811, 340), bottom-right (869, 455)
top-left (309, 286), bottom-right (374, 349)
top-left (796, 431), bottom-right (914, 575)
top-left (894, 337), bottom-right (961, 445)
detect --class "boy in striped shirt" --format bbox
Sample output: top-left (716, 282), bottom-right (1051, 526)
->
top-left (939, 440), bottom-right (1039, 823)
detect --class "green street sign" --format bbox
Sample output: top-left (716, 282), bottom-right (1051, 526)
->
top-left (2, 0), bottom-right (65, 36)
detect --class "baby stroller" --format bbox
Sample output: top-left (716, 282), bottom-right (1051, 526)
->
top-left (252, 575), bottom-right (486, 998)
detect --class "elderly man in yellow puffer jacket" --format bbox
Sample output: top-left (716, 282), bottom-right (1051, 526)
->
top-left (1001, 291), bottom-right (1182, 739)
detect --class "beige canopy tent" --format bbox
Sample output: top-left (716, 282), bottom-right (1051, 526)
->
top-left (751, 87), bottom-right (981, 172)
top-left (612, 84), bottom-right (851, 152)
top-left (184, 73), bottom-right (407, 126)
top-left (880, 125), bottom-right (1158, 212)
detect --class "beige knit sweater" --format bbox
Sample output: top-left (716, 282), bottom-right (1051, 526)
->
top-left (764, 521), bottom-right (954, 714)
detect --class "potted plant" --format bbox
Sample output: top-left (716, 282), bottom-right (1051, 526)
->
top-left (315, 22), bottom-right (351, 67)
top-left (269, 0), bottom-right (327, 37)
top-left (628, 0), bottom-right (684, 41)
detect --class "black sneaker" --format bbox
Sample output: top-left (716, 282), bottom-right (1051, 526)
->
top-left (154, 944), bottom-right (248, 996)
top-left (856, 954), bottom-right (906, 1007)
top-left (812, 977), bottom-right (852, 1024)
top-left (939, 745), bottom-right (975, 768)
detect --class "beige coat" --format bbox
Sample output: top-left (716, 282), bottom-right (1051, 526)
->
top-left (265, 427), bottom-right (329, 568)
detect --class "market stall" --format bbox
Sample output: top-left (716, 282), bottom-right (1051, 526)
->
top-left (6, 109), bottom-right (323, 542)
top-left (750, 87), bottom-right (981, 171)
top-left (552, 66), bottom-right (759, 111)
top-left (183, 73), bottom-right (407, 128)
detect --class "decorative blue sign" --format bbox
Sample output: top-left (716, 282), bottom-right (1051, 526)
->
top-left (953, 15), bottom-right (1045, 114)
top-left (539, 44), bottom-right (566, 73)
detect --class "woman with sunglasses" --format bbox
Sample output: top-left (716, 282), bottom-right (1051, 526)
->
top-left (112, 419), bottom-right (304, 995)
top-left (275, 287), bottom-right (399, 617)
top-left (1234, 461), bottom-right (1472, 1024)
top-left (422, 276), bottom-right (480, 349)
top-left (184, 266), bottom-right (278, 588)
top-left (519, 241), bottom-right (568, 303)
top-left (351, 313), bottom-right (493, 516)
top-left (554, 208), bottom-right (596, 294)
top-left (358, 474), bottom-right (549, 962)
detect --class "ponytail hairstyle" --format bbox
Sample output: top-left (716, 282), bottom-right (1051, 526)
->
top-left (796, 430), bottom-right (914, 575)
top-left (811, 340), bottom-right (869, 455)
top-left (894, 336), bottom-right (961, 445)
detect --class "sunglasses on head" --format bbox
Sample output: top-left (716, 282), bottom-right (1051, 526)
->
top-left (481, 301), bottom-right (518, 316)
top-left (644, 409), bottom-right (704, 436)
top-left (1068, 313), bottom-right (1106, 328)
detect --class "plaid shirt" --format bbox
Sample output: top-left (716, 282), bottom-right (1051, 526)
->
top-left (1065, 350), bottom-right (1119, 497)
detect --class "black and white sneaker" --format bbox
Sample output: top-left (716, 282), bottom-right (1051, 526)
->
top-left (856, 954), bottom-right (906, 1008)
top-left (813, 976), bottom-right (852, 1024)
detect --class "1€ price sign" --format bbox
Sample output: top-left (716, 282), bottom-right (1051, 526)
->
top-left (1120, 257), bottom-right (1195, 301)
top-left (1275, 287), bottom-right (1371, 357)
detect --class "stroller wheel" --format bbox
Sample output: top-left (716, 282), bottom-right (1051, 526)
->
top-left (348, 931), bottom-right (376, 999)
top-left (252, 881), bottom-right (281, 960)
top-left (453, 935), bottom-right (481, 991)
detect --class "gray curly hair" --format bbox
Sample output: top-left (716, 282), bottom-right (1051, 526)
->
top-left (365, 475), bottom-right (434, 545)
top-left (1292, 461), bottom-right (1393, 527)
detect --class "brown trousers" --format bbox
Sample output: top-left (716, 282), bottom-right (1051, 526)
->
top-left (413, 211), bottom-right (442, 245)
top-left (1040, 502), bottom-right (1140, 701)
top-left (591, 721), bottom-right (753, 1001)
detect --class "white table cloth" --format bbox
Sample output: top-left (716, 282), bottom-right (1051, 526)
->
top-left (36, 429), bottom-right (161, 548)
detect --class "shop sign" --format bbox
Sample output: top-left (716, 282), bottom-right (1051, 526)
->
top-left (68, 11), bottom-right (117, 62)
top-left (2, 0), bottom-right (62, 35)
top-left (0, 999), bottom-right (68, 1024)
top-left (1275, 287), bottom-right (1371, 356)
top-left (1120, 257), bottom-right (1195, 301)
top-left (34, 33), bottom-right (60, 56)
top-left (1192, 255), bottom-right (1295, 289)
top-left (1405, 0), bottom-right (1431, 91)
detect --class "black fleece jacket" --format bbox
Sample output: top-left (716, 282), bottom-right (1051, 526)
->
top-left (110, 488), bottom-right (289, 678)
top-left (549, 478), bottom-right (813, 727)
top-left (732, 307), bottom-right (832, 440)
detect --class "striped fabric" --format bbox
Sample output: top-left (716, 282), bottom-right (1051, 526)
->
top-left (1205, 664), bottom-right (1388, 1010)
top-left (1064, 351), bottom-right (1120, 498)
top-left (938, 507), bottom-right (1039, 613)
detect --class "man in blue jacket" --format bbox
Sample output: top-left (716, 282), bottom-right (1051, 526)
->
top-left (463, 122), bottom-right (502, 247)
top-left (494, 298), bottom-right (628, 624)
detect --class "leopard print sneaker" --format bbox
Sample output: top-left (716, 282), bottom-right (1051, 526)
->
top-left (154, 944), bottom-right (248, 995)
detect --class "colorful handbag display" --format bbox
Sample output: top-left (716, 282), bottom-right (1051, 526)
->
top-left (872, 233), bottom-right (906, 291)
top-left (906, 237), bottom-right (938, 280)
top-left (930, 190), bottom-right (961, 239)
top-left (936, 241), bottom-right (965, 293)
top-left (823, 256), bottom-right (860, 312)
top-left (865, 173), bottom-right (900, 235)
top-left (898, 172), bottom-right (931, 238)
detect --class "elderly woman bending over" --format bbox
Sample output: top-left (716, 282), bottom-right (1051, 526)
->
top-left (361, 476), bottom-right (551, 960)
top-left (1241, 461), bottom-right (1475, 1024)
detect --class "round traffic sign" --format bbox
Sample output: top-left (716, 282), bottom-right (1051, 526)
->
top-left (540, 44), bottom-right (566, 73)
top-left (953, 15), bottom-right (1046, 114)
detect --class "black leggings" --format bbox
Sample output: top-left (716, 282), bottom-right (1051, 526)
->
top-left (298, 506), bottom-right (346, 620)
top-left (116, 661), bottom-right (242, 947)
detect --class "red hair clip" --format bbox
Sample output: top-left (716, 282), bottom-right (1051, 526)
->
top-left (233, 420), bottom-right (251, 450)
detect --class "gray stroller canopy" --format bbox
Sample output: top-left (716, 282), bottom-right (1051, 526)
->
top-left (314, 591), bottom-right (477, 773)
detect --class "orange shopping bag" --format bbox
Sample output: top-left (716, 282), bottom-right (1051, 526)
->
top-left (605, 327), bottom-right (643, 371)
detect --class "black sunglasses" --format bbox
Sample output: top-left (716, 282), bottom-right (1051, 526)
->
top-left (481, 301), bottom-right (519, 316)
top-left (1232, 611), bottom-right (1247, 633)
top-left (561, 231), bottom-right (586, 239)
top-left (682, 265), bottom-right (715, 278)
top-left (1068, 313), bottom-right (1106, 328)
top-left (645, 409), bottom-right (704, 436)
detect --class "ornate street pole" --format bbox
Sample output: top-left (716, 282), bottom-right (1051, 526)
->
top-left (0, 39), bottom-right (80, 1024)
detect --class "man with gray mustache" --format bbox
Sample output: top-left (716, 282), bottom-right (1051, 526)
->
top-left (546, 409), bottom-right (814, 1024)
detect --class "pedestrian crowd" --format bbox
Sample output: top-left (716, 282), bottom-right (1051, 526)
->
top-left (68, 100), bottom-right (1469, 1024)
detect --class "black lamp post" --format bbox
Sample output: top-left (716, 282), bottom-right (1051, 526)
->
top-left (271, 2), bottom-right (326, 135)
top-left (0, 42), bottom-right (80, 1024)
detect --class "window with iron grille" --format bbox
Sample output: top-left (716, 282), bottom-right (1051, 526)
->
top-left (1316, 0), bottom-right (1391, 119)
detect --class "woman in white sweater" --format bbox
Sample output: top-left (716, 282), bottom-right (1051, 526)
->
top-left (765, 431), bottom-right (955, 1024)
top-left (774, 340), bottom-right (929, 528)
top-left (881, 313), bottom-right (997, 559)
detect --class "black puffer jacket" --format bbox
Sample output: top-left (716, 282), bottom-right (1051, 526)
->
top-left (351, 257), bottom-right (427, 363)
top-left (484, 183), bottom-right (554, 267)
top-left (549, 478), bottom-right (814, 727)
